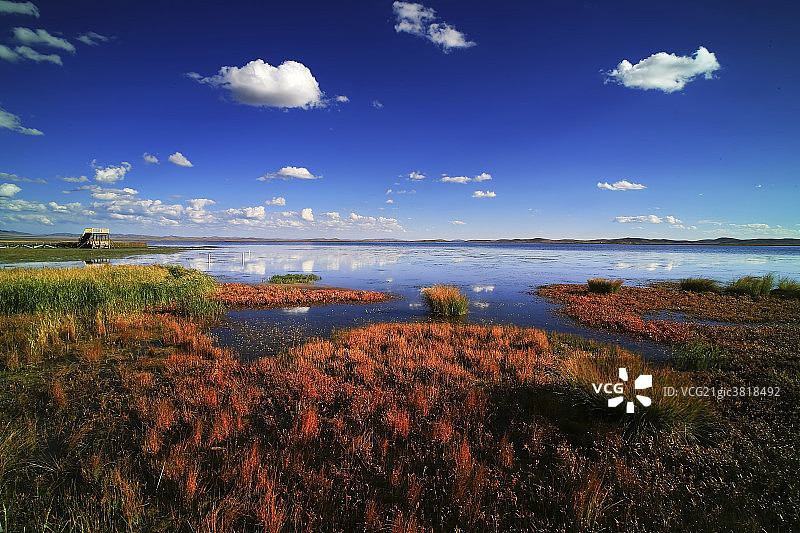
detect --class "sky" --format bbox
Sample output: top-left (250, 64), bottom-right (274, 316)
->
top-left (1, 0), bottom-right (798, 239)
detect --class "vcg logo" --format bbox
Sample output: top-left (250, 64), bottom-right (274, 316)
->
top-left (592, 367), bottom-right (652, 413)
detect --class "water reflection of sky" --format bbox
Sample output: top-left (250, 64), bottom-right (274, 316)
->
top-left (7, 242), bottom-right (799, 360)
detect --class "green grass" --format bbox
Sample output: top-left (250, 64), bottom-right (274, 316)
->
top-left (679, 277), bottom-right (721, 293)
top-left (0, 264), bottom-right (218, 317)
top-left (420, 284), bottom-right (469, 316)
top-left (725, 273), bottom-right (774, 297)
top-left (268, 273), bottom-right (322, 284)
top-left (774, 277), bottom-right (800, 299)
top-left (561, 351), bottom-right (720, 444)
top-left (672, 341), bottom-right (727, 371)
top-left (0, 245), bottom-right (190, 265)
top-left (587, 278), bottom-right (624, 294)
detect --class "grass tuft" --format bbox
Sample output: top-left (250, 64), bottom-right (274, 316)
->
top-left (725, 274), bottom-right (774, 298)
top-left (420, 285), bottom-right (468, 316)
top-left (672, 341), bottom-right (727, 371)
top-left (774, 277), bottom-right (800, 299)
top-left (587, 278), bottom-right (623, 294)
top-left (561, 351), bottom-right (719, 444)
top-left (268, 273), bottom-right (322, 284)
top-left (679, 277), bottom-right (721, 293)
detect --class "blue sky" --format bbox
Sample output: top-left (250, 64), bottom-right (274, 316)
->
top-left (1, 0), bottom-right (798, 239)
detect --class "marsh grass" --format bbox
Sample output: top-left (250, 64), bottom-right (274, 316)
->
top-left (679, 277), bottom-right (721, 293)
top-left (0, 264), bottom-right (217, 316)
top-left (268, 273), bottom-right (322, 284)
top-left (775, 277), bottom-right (800, 299)
top-left (587, 278), bottom-right (623, 294)
top-left (420, 284), bottom-right (468, 316)
top-left (725, 273), bottom-right (774, 298)
top-left (560, 350), bottom-right (719, 444)
top-left (672, 341), bottom-right (727, 371)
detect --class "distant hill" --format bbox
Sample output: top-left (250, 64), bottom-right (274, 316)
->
top-left (2, 229), bottom-right (799, 246)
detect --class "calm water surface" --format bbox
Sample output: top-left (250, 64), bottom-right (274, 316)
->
top-left (8, 242), bottom-right (800, 359)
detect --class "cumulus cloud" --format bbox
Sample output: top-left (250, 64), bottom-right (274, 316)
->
top-left (186, 198), bottom-right (215, 210)
top-left (372, 100), bottom-right (383, 109)
top-left (76, 31), bottom-right (109, 46)
top-left (0, 107), bottom-right (43, 135)
top-left (441, 172), bottom-right (492, 184)
top-left (597, 180), bottom-right (646, 191)
top-left (613, 215), bottom-right (682, 224)
top-left (385, 199), bottom-right (394, 204)
top-left (606, 46), bottom-right (720, 93)
top-left (335, 95), bottom-right (349, 103)
top-left (12, 27), bottom-right (75, 52)
top-left (407, 171), bottom-right (425, 180)
top-left (472, 190), bottom-right (496, 198)
top-left (93, 161), bottom-right (131, 184)
top-left (0, 1), bottom-right (39, 16)
top-left (449, 220), bottom-right (466, 225)
top-left (392, 1), bottom-right (475, 52)
top-left (190, 59), bottom-right (324, 109)
top-left (168, 152), bottom-right (193, 167)
top-left (0, 183), bottom-right (22, 197)
top-left (61, 175), bottom-right (88, 183)
top-left (258, 166), bottom-right (321, 180)
top-left (0, 171), bottom-right (45, 183)
top-left (265, 196), bottom-right (286, 206)
top-left (300, 208), bottom-right (314, 222)
top-left (142, 152), bottom-right (158, 164)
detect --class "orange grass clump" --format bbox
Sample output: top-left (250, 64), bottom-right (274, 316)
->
top-left (213, 282), bottom-right (391, 308)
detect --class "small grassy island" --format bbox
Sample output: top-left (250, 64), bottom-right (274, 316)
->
top-left (0, 265), bottom-right (797, 531)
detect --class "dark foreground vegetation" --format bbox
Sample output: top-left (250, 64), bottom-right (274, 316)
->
top-left (0, 266), bottom-right (797, 531)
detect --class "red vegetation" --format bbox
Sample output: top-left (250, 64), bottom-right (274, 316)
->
top-left (213, 282), bottom-right (392, 308)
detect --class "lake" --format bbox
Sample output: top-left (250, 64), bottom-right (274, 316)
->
top-left (6, 242), bottom-right (800, 359)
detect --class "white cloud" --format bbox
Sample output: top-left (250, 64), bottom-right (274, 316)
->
top-left (76, 31), bottom-right (109, 46)
top-left (392, 1), bottom-right (475, 52)
top-left (386, 199), bottom-right (394, 204)
top-left (613, 215), bottom-right (682, 224)
top-left (441, 172), bottom-right (492, 184)
top-left (301, 208), bottom-right (314, 222)
top-left (372, 100), bottom-right (383, 109)
top-left (191, 59), bottom-right (324, 109)
top-left (168, 152), bottom-right (193, 167)
top-left (0, 44), bottom-right (18, 61)
top-left (186, 198), bottom-right (215, 210)
top-left (142, 152), bottom-right (159, 164)
top-left (606, 46), bottom-right (720, 93)
top-left (93, 161), bottom-right (131, 184)
top-left (12, 27), bottom-right (75, 52)
top-left (0, 171), bottom-right (45, 183)
top-left (408, 171), bottom-right (425, 180)
top-left (61, 175), bottom-right (88, 183)
top-left (597, 180), bottom-right (646, 191)
top-left (0, 44), bottom-right (61, 64)
top-left (0, 1), bottom-right (39, 16)
top-left (441, 176), bottom-right (470, 184)
top-left (449, 220), bottom-right (466, 225)
top-left (0, 183), bottom-right (22, 197)
top-left (335, 95), bottom-right (349, 102)
top-left (259, 166), bottom-right (321, 180)
top-left (0, 107), bottom-right (43, 135)
top-left (264, 196), bottom-right (286, 206)
top-left (472, 190), bottom-right (496, 198)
